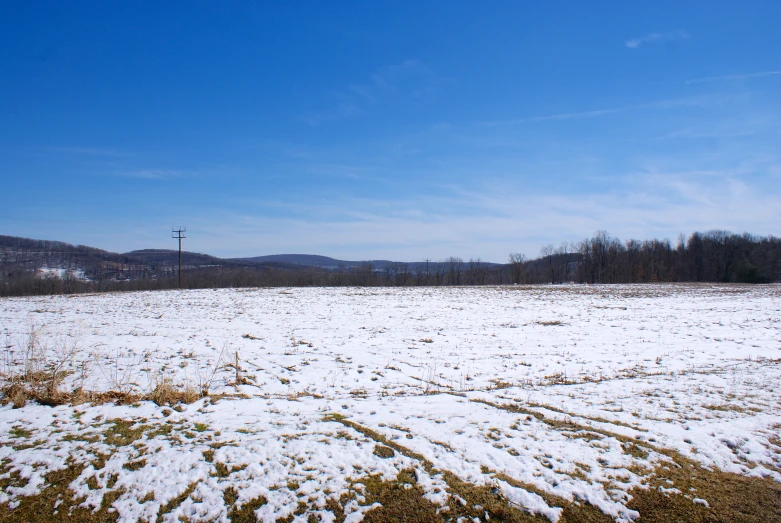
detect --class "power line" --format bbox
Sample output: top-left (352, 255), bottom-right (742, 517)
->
top-left (172, 227), bottom-right (186, 289)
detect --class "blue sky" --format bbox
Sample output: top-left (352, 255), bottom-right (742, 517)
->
top-left (1, 1), bottom-right (779, 262)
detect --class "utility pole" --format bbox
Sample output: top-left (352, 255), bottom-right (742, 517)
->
top-left (172, 227), bottom-right (186, 289)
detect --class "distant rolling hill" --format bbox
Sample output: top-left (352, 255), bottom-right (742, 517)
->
top-left (235, 254), bottom-right (503, 272)
top-left (0, 235), bottom-right (306, 281)
top-left (4, 235), bottom-right (505, 282)
top-left (123, 249), bottom-right (227, 266)
top-left (1, 234), bottom-right (515, 288)
top-left (233, 254), bottom-right (397, 270)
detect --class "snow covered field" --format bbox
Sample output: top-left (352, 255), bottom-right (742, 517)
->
top-left (1, 284), bottom-right (780, 522)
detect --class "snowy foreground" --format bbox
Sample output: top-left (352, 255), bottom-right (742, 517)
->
top-left (1, 284), bottom-right (780, 522)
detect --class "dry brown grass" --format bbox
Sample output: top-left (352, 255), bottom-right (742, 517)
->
top-left (0, 460), bottom-right (123, 523)
top-left (1, 372), bottom-right (210, 409)
top-left (2, 414), bottom-right (779, 523)
top-left (473, 399), bottom-right (781, 523)
top-left (1, 326), bottom-right (231, 410)
top-left (627, 456), bottom-right (781, 523)
top-left (0, 324), bottom-right (85, 408)
top-left (536, 320), bottom-right (565, 326)
top-left (148, 373), bottom-right (202, 406)
top-left (224, 486), bottom-right (267, 523)
top-left (323, 413), bottom-right (546, 522)
top-left (155, 481), bottom-right (198, 523)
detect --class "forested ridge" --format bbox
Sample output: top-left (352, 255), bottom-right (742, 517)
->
top-left (1, 229), bottom-right (779, 296)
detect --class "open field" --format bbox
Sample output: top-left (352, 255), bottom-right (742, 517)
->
top-left (1, 284), bottom-right (780, 522)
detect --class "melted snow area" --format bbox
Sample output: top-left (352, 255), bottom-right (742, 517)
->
top-left (1, 285), bottom-right (780, 522)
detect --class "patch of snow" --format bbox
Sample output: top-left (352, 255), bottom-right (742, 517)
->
top-left (0, 284), bottom-right (779, 521)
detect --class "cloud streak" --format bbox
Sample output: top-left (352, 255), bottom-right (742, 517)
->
top-left (685, 70), bottom-right (781, 85)
top-left (479, 94), bottom-right (726, 126)
top-left (300, 60), bottom-right (438, 125)
top-left (481, 108), bottom-right (619, 126)
top-left (46, 146), bottom-right (130, 157)
top-left (626, 30), bottom-right (690, 49)
top-left (119, 169), bottom-right (185, 180)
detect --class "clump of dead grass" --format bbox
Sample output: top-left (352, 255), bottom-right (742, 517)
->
top-left (0, 323), bottom-right (85, 408)
top-left (148, 373), bottom-right (201, 406)
top-left (1, 329), bottom-right (232, 409)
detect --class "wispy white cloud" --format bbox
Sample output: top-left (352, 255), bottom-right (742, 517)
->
top-left (479, 94), bottom-right (727, 127)
top-left (46, 146), bottom-right (130, 157)
top-left (300, 60), bottom-right (438, 125)
top-left (685, 70), bottom-right (781, 85)
top-left (298, 101), bottom-right (359, 126)
top-left (367, 60), bottom-right (435, 94)
top-left (659, 128), bottom-right (756, 140)
top-left (481, 108), bottom-right (619, 126)
top-left (119, 169), bottom-right (185, 180)
top-left (626, 30), bottom-right (690, 49)
top-left (348, 84), bottom-right (375, 102)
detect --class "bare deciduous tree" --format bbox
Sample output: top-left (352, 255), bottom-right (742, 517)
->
top-left (509, 253), bottom-right (526, 284)
top-left (445, 257), bottom-right (463, 286)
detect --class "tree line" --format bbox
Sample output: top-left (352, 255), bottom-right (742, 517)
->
top-left (1, 230), bottom-right (778, 296)
top-left (573, 230), bottom-right (779, 284)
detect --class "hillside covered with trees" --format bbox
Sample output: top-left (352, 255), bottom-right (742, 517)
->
top-left (1, 230), bottom-right (778, 296)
